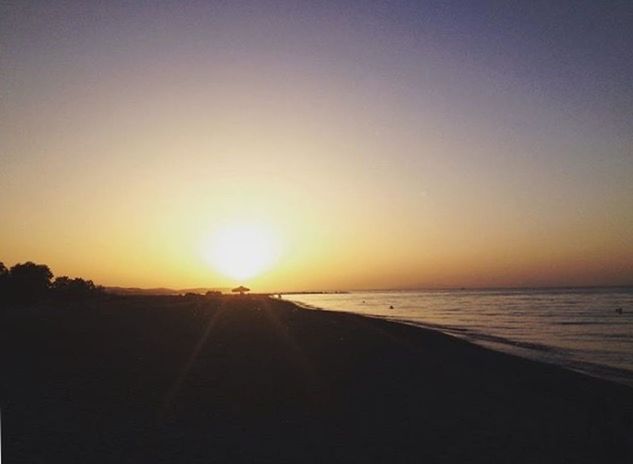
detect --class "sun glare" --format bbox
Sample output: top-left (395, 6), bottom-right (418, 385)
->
top-left (202, 223), bottom-right (281, 281)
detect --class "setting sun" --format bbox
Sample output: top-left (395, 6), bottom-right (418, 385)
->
top-left (201, 223), bottom-right (281, 281)
top-left (3, 2), bottom-right (633, 461)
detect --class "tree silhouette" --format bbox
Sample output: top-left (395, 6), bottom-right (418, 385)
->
top-left (0, 261), bottom-right (106, 304)
top-left (52, 276), bottom-right (103, 300)
top-left (0, 262), bottom-right (8, 295)
top-left (8, 262), bottom-right (53, 301)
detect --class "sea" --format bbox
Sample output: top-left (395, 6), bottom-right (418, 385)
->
top-left (286, 288), bottom-right (633, 387)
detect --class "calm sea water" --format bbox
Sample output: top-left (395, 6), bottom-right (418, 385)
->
top-left (286, 288), bottom-right (633, 387)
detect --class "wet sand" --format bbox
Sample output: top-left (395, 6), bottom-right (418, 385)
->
top-left (1, 295), bottom-right (632, 462)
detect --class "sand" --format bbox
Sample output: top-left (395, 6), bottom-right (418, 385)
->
top-left (1, 295), bottom-right (632, 463)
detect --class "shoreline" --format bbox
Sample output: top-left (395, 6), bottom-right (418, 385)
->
top-left (285, 290), bottom-right (633, 388)
top-left (302, 304), bottom-right (633, 388)
top-left (290, 297), bottom-right (633, 390)
top-left (1, 294), bottom-right (632, 462)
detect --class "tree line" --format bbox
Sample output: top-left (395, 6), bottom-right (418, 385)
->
top-left (0, 261), bottom-right (104, 303)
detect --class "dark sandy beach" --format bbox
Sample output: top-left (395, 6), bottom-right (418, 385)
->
top-left (1, 295), bottom-right (632, 463)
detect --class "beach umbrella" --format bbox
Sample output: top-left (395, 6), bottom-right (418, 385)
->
top-left (231, 286), bottom-right (250, 295)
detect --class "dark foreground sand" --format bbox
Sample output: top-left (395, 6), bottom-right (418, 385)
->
top-left (1, 295), bottom-right (632, 463)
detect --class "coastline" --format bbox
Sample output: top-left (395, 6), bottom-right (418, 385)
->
top-left (286, 288), bottom-right (633, 388)
top-left (1, 295), bottom-right (632, 462)
top-left (295, 301), bottom-right (633, 388)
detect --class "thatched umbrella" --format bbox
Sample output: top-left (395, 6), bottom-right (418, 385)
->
top-left (231, 285), bottom-right (250, 295)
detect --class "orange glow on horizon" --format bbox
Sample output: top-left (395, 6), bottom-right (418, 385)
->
top-left (2, 2), bottom-right (632, 291)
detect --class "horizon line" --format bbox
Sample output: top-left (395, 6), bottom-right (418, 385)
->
top-left (105, 283), bottom-right (633, 295)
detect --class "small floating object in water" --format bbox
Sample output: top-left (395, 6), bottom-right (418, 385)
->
top-left (615, 307), bottom-right (623, 314)
top-left (389, 305), bottom-right (394, 309)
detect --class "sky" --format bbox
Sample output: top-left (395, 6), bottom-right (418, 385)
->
top-left (1, 1), bottom-right (632, 291)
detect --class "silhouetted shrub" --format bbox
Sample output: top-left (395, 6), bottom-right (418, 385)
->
top-left (183, 292), bottom-right (204, 301)
top-left (0, 262), bottom-right (9, 295)
top-left (52, 276), bottom-right (102, 300)
top-left (0, 261), bottom-right (105, 304)
top-left (8, 262), bottom-right (53, 302)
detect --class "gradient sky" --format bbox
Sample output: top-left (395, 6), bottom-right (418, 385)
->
top-left (1, 1), bottom-right (632, 290)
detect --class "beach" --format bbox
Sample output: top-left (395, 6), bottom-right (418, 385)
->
top-left (287, 288), bottom-right (633, 386)
top-left (1, 295), bottom-right (632, 463)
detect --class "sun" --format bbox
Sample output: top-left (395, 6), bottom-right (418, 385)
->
top-left (201, 222), bottom-right (281, 281)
